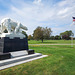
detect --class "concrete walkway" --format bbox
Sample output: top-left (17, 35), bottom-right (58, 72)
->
top-left (29, 44), bottom-right (75, 45)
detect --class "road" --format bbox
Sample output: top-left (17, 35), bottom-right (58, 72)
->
top-left (29, 44), bottom-right (75, 45)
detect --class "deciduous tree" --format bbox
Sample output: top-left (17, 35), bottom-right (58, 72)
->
top-left (60, 30), bottom-right (74, 40)
top-left (55, 35), bottom-right (61, 40)
top-left (28, 35), bottom-right (33, 40)
top-left (33, 26), bottom-right (52, 42)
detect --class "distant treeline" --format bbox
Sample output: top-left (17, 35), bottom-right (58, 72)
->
top-left (21, 26), bottom-right (75, 42)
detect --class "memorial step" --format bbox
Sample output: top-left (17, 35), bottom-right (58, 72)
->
top-left (0, 53), bottom-right (42, 67)
top-left (10, 50), bottom-right (28, 58)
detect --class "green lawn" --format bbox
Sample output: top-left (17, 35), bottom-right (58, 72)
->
top-left (28, 40), bottom-right (75, 44)
top-left (0, 45), bottom-right (75, 75)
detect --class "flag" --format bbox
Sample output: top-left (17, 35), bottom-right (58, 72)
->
top-left (72, 17), bottom-right (75, 21)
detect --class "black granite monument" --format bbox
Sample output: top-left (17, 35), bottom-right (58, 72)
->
top-left (0, 37), bottom-right (34, 60)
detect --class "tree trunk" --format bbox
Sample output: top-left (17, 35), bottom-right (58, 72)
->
top-left (42, 39), bottom-right (43, 43)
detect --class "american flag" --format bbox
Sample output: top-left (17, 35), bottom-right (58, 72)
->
top-left (72, 17), bottom-right (75, 21)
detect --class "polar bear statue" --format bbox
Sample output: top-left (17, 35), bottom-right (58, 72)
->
top-left (0, 18), bottom-right (28, 34)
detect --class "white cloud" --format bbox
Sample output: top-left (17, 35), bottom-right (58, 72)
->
top-left (57, 8), bottom-right (69, 15)
top-left (33, 0), bottom-right (42, 5)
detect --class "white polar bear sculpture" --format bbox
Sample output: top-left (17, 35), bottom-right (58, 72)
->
top-left (0, 18), bottom-right (28, 34)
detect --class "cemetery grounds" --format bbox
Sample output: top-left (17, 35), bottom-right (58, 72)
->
top-left (0, 40), bottom-right (75, 75)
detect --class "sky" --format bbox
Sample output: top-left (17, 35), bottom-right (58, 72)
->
top-left (0, 0), bottom-right (75, 36)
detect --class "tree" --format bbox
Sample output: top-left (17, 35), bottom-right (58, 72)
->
top-left (55, 35), bottom-right (61, 40)
top-left (43, 27), bottom-right (52, 39)
top-left (60, 30), bottom-right (74, 40)
top-left (22, 31), bottom-right (28, 38)
top-left (33, 26), bottom-right (52, 42)
top-left (28, 35), bottom-right (33, 40)
top-left (33, 26), bottom-right (43, 42)
top-left (50, 36), bottom-right (55, 40)
top-left (62, 35), bottom-right (70, 40)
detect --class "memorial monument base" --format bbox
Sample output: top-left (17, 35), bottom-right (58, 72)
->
top-left (0, 52), bottom-right (47, 70)
top-left (0, 50), bottom-right (35, 60)
top-left (0, 37), bottom-right (28, 53)
top-left (0, 52), bottom-right (11, 60)
top-left (0, 37), bottom-right (35, 60)
top-left (0, 18), bottom-right (48, 70)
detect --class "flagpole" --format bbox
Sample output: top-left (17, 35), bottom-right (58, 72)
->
top-left (71, 37), bottom-right (73, 47)
top-left (71, 17), bottom-right (75, 47)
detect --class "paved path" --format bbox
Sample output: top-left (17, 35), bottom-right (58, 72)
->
top-left (29, 44), bottom-right (75, 45)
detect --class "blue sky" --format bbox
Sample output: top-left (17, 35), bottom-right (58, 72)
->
top-left (0, 0), bottom-right (75, 36)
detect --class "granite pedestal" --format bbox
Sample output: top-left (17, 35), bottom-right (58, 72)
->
top-left (0, 37), bottom-right (34, 60)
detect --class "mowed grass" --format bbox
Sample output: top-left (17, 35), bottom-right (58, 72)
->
top-left (28, 40), bottom-right (75, 44)
top-left (0, 45), bottom-right (75, 75)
